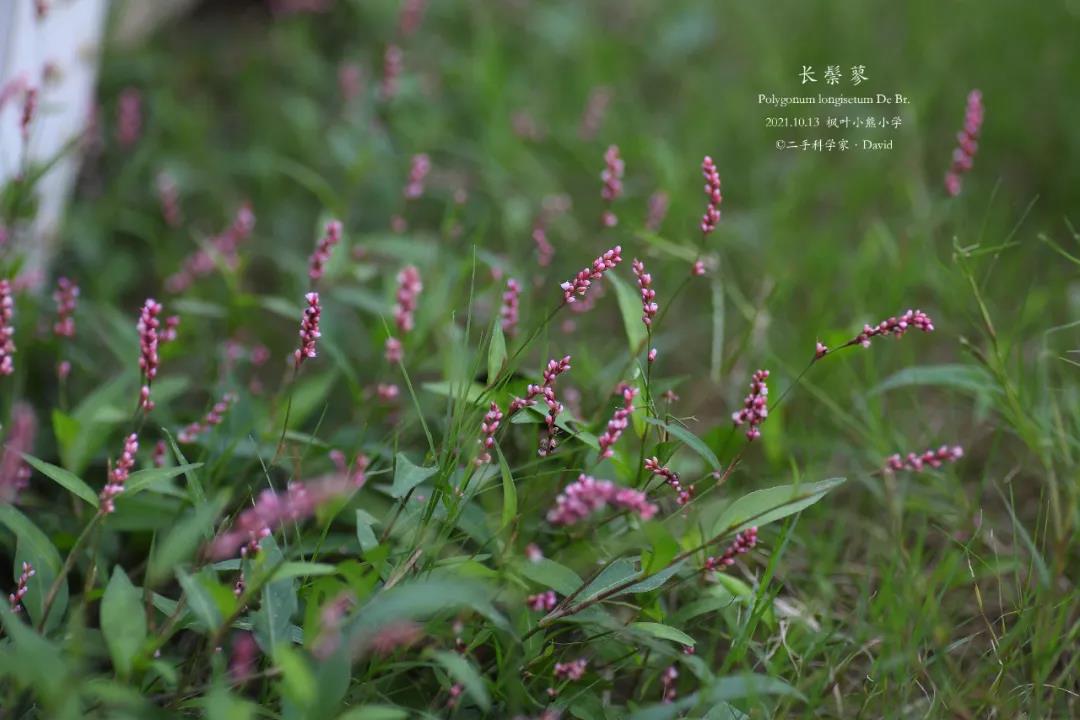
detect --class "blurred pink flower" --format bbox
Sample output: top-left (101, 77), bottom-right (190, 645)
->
top-left (294, 292), bottom-right (322, 368)
top-left (884, 445), bottom-right (963, 473)
top-left (732, 369), bottom-right (769, 441)
top-left (308, 219), bottom-right (342, 282)
top-left (704, 526), bottom-right (757, 572)
top-left (0, 404), bottom-right (35, 504)
top-left (137, 299), bottom-right (163, 410)
top-left (100, 433), bottom-right (139, 514)
top-left (547, 474), bottom-right (657, 525)
top-left (945, 90), bottom-right (984, 197)
top-left (700, 156), bottom-right (722, 236)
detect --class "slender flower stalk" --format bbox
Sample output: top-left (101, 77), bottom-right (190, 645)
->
top-left (631, 259), bottom-right (658, 328)
top-left (8, 562), bottom-right (35, 613)
top-left (500, 278), bottom-right (521, 336)
top-left (600, 145), bottom-right (624, 227)
top-left (732, 369), bottom-right (769, 440)
top-left (598, 384), bottom-right (637, 459)
top-left (700, 155), bottom-right (722, 236)
top-left (100, 433), bottom-right (139, 514)
top-left (475, 402), bottom-right (503, 466)
top-left (547, 474), bottom-right (657, 525)
top-left (704, 526), bottom-right (757, 572)
top-left (308, 219), bottom-right (342, 282)
top-left (884, 445), bottom-right (963, 473)
top-left (945, 89), bottom-right (984, 197)
top-left (178, 393), bottom-right (238, 444)
top-left (137, 299), bottom-right (163, 410)
top-left (644, 457), bottom-right (693, 505)
top-left (294, 292), bottom-right (322, 368)
top-left (560, 246), bottom-right (622, 304)
top-left (53, 277), bottom-right (79, 337)
top-left (0, 403), bottom-right (35, 503)
top-left (0, 279), bottom-right (15, 375)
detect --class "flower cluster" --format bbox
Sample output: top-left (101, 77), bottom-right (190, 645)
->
top-left (475, 402), bottom-right (504, 466)
top-left (294, 292), bottom-right (322, 368)
top-left (509, 355), bottom-right (571, 456)
top-left (732, 369), bottom-right (769, 440)
top-left (546, 474), bottom-right (658, 525)
top-left (527, 590), bottom-right (557, 612)
top-left (661, 665), bottom-right (679, 703)
top-left (156, 171), bottom-right (183, 228)
top-left (631, 259), bottom-right (658, 328)
top-left (704, 526), bottom-right (758, 572)
top-left (165, 205), bottom-right (255, 292)
top-left (884, 445), bottom-right (963, 473)
top-left (500, 278), bottom-right (521, 336)
top-left (554, 658), bottom-right (588, 681)
top-left (700, 155), bottom-right (722, 236)
top-left (100, 433), bottom-right (139, 514)
top-left (560, 246), bottom-right (622, 304)
top-left (117, 87), bottom-right (142, 148)
top-left (0, 404), bottom-right (35, 504)
top-left (53, 277), bottom-right (79, 337)
top-left (0, 279), bottom-right (14, 375)
top-left (308, 219), bottom-right (342, 282)
top-left (403, 154), bottom-right (431, 199)
top-left (178, 392), bottom-right (238, 444)
top-left (598, 384), bottom-right (637, 459)
top-left (384, 337), bottom-right (403, 364)
top-left (691, 259), bottom-right (706, 276)
top-left (8, 562), bottom-right (35, 613)
top-left (393, 265), bottom-right (423, 333)
top-left (207, 473), bottom-right (365, 559)
top-left (600, 145), bottom-right (624, 227)
top-left (945, 89), bottom-right (984, 197)
top-left (137, 299), bottom-right (163, 410)
top-left (313, 592), bottom-right (354, 659)
top-left (850, 309), bottom-right (934, 348)
top-left (383, 44), bottom-right (403, 100)
top-left (644, 457), bottom-right (693, 505)
top-left (532, 223), bottom-right (554, 267)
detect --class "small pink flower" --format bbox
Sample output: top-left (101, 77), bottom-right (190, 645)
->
top-left (100, 433), bottom-right (139, 514)
top-left (532, 224), bottom-right (554, 267)
top-left (850, 309), bottom-right (934, 348)
top-left (376, 383), bottom-right (400, 402)
top-left (644, 457), bottom-right (693, 505)
top-left (815, 341), bottom-right (828, 359)
top-left (661, 665), bottom-right (679, 703)
top-left (308, 219), bottom-right (342, 282)
top-left (116, 87), bottom-right (142, 148)
top-left (600, 145), bottom-right (624, 227)
top-left (156, 172), bottom-right (183, 228)
top-left (57, 360), bottom-right (71, 380)
top-left (8, 562), bottom-right (35, 613)
top-left (294, 292), bottom-right (322, 368)
top-left (648, 348), bottom-right (657, 363)
top-left (554, 658), bottom-right (588, 681)
top-left (524, 543), bottom-right (543, 562)
top-left (646, 191), bottom-right (669, 231)
top-left (475, 402), bottom-right (504, 466)
top-left (312, 592), bottom-right (354, 659)
top-left (631, 259), bottom-right (658, 328)
top-left (884, 445), bottom-right (963, 473)
top-left (393, 265), bottom-right (423, 334)
top-left (944, 90), bottom-right (984, 197)
top-left (0, 403), bottom-right (35, 504)
top-left (137, 299), bottom-right (163, 410)
top-left (382, 44), bottom-right (403, 101)
top-left (20, 87), bottom-right (37, 142)
top-left (403, 154), bottom-right (431, 199)
top-left (704, 526), bottom-right (757, 572)
top-left (384, 337), bottom-right (403, 364)
top-left (547, 474), bottom-right (657, 525)
top-left (178, 392), bottom-right (238, 444)
top-left (161, 315), bottom-right (180, 344)
top-left (500, 278), bottom-right (521, 336)
top-left (691, 259), bottom-right (706, 276)
top-left (700, 156), bottom-right (722, 236)
top-left (165, 205), bottom-right (255, 293)
top-left (732, 369), bottom-right (769, 441)
top-left (153, 440), bottom-right (167, 468)
top-left (598, 384), bottom-right (637, 459)
top-left (509, 356), bottom-right (571, 456)
top-left (560, 246), bottom-right (622, 304)
top-left (1, 279), bottom-right (15, 375)
top-left (527, 590), bottom-right (557, 612)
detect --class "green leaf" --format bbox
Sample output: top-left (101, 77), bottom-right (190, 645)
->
top-left (616, 559), bottom-right (687, 596)
top-left (269, 562), bottom-right (337, 583)
top-left (0, 505), bottom-right (67, 630)
top-left (149, 494), bottom-right (227, 585)
top-left (101, 567), bottom-right (147, 678)
top-left (487, 321), bottom-right (507, 384)
top-left (629, 621), bottom-right (695, 647)
top-left (389, 453), bottom-right (437, 498)
top-left (355, 509), bottom-right (379, 552)
top-left (627, 674), bottom-right (801, 720)
top-left (21, 453), bottom-right (99, 507)
top-left (580, 557), bottom-right (638, 601)
top-left (645, 418), bottom-right (720, 470)
top-left (274, 643), bottom-right (317, 709)
top-left (0, 603), bottom-right (67, 696)
top-left (431, 650), bottom-right (491, 711)
top-left (160, 429), bottom-right (206, 506)
top-left (710, 478), bottom-right (845, 536)
top-left (254, 537), bottom-right (298, 658)
top-left (421, 380), bottom-right (488, 405)
top-left (870, 363), bottom-right (999, 399)
top-left (337, 706), bottom-right (409, 720)
top-left (495, 445), bottom-right (516, 529)
top-left (608, 272), bottom-right (648, 354)
top-left (126, 463), bottom-right (205, 496)
top-left (177, 568), bottom-right (222, 631)
top-left (515, 558), bottom-right (583, 596)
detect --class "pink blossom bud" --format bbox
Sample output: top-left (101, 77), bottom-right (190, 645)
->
top-left (700, 156), bottom-right (722, 236)
top-left (884, 445), bottom-right (963, 473)
top-left (944, 90), bottom-right (984, 197)
top-left (500, 278), bottom-right (521, 336)
top-left (704, 527), bottom-right (757, 572)
top-left (560, 246), bottom-right (622, 304)
top-left (308, 219), bottom-right (342, 282)
top-left (731, 369), bottom-right (769, 441)
top-left (294, 292), bottom-right (321, 368)
top-left (0, 279), bottom-right (15, 375)
top-left (8, 562), bottom-right (35, 613)
top-left (100, 433), bottom-right (139, 513)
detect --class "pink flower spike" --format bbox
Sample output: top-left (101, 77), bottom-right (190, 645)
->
top-left (849, 309), bottom-right (934, 349)
top-left (648, 347), bottom-right (657, 363)
top-left (137, 299), bottom-right (163, 410)
top-left (153, 440), bottom-right (167, 468)
top-left (116, 87), bottom-right (142, 148)
top-left (475, 402), bottom-right (504, 466)
top-left (598, 384), bottom-right (638, 459)
top-left (308, 219), bottom-right (342, 282)
top-left (661, 665), bottom-right (679, 703)
top-left (398, 0), bottom-right (425, 35)
top-left (294, 292), bottom-right (322, 368)
top-left (178, 392), bottom-right (238, 444)
top-left (382, 44), bottom-right (403, 101)
top-left (704, 526), bottom-right (758, 572)
top-left (384, 337), bottom-right (403, 364)
top-left (403, 154), bottom-right (431, 199)
top-left (0, 403), bottom-right (35, 504)
top-left (100, 433), bottom-right (139, 514)
top-left (532, 224), bottom-right (554, 267)
top-left (700, 156), bottom-right (722, 236)
top-left (0, 279), bottom-right (15, 375)
top-left (560, 246), bottom-right (622, 304)
top-left (500, 278), bottom-right (521, 336)
top-left (632, 259), bottom-right (658, 328)
top-left (393, 265), bottom-right (423, 334)
top-left (546, 474), bottom-right (657, 525)
top-left (646, 191), bottom-right (669, 231)
top-left (732, 369), bottom-right (769, 441)
top-left (579, 85), bottom-right (612, 140)
top-left (600, 145), bottom-right (624, 227)
top-left (8, 562), bottom-right (35, 613)
top-left (944, 90), bottom-right (984, 196)
top-left (52, 277), bottom-right (79, 338)
top-left (527, 590), bottom-right (557, 612)
top-left (884, 445), bottom-right (963, 473)
top-left (644, 456), bottom-right (694, 505)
